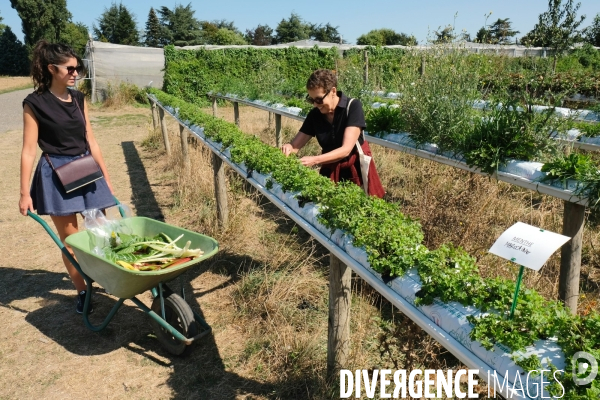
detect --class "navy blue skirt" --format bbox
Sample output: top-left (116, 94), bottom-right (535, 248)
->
top-left (31, 153), bottom-right (116, 216)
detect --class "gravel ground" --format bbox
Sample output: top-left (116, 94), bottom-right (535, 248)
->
top-left (0, 88), bottom-right (34, 134)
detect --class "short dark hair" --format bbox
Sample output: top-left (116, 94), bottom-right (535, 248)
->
top-left (306, 69), bottom-right (337, 92)
top-left (30, 40), bottom-right (84, 94)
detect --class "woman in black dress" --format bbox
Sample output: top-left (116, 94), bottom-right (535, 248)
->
top-left (281, 69), bottom-right (384, 197)
top-left (19, 41), bottom-right (115, 313)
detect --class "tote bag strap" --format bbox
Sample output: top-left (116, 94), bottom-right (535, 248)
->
top-left (346, 98), bottom-right (365, 155)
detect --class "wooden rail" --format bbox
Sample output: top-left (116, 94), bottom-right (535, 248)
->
top-left (206, 93), bottom-right (589, 315)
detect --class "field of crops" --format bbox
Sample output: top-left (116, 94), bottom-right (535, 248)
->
top-left (156, 44), bottom-right (600, 398)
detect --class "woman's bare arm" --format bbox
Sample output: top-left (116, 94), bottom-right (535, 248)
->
top-left (19, 104), bottom-right (39, 215)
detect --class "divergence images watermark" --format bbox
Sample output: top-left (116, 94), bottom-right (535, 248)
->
top-left (340, 355), bottom-right (598, 399)
top-left (573, 351), bottom-right (598, 386)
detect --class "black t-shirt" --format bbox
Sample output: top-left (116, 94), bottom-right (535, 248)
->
top-left (299, 91), bottom-right (366, 154)
top-left (23, 89), bottom-right (87, 156)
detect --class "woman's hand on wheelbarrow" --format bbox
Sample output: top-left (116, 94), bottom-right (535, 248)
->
top-left (19, 194), bottom-right (34, 216)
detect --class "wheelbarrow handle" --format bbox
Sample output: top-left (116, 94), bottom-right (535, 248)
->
top-left (26, 195), bottom-right (124, 277)
top-left (26, 195), bottom-right (123, 251)
top-left (27, 210), bottom-right (68, 251)
top-left (113, 196), bottom-right (127, 218)
top-left (27, 210), bottom-right (85, 276)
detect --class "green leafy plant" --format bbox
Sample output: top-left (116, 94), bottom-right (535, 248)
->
top-left (542, 152), bottom-right (600, 208)
top-left (542, 153), bottom-right (596, 183)
top-left (365, 105), bottom-right (407, 136)
top-left (398, 49), bottom-right (480, 153)
top-left (573, 121), bottom-right (600, 138)
top-left (463, 100), bottom-right (557, 174)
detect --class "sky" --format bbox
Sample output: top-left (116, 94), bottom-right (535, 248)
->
top-left (0, 0), bottom-right (598, 45)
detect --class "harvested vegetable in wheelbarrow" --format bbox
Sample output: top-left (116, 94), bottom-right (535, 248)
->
top-left (103, 231), bottom-right (204, 271)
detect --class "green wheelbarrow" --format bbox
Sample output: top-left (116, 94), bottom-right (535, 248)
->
top-left (28, 210), bottom-right (219, 356)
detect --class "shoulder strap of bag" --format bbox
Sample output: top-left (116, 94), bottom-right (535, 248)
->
top-left (44, 91), bottom-right (89, 170)
top-left (347, 98), bottom-right (365, 156)
top-left (70, 89), bottom-right (90, 153)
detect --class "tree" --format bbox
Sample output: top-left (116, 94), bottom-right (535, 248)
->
top-left (0, 26), bottom-right (29, 75)
top-left (245, 24), bottom-right (274, 46)
top-left (93, 2), bottom-right (139, 45)
top-left (200, 20), bottom-right (246, 45)
top-left (488, 18), bottom-right (519, 44)
top-left (310, 23), bottom-right (342, 43)
top-left (212, 28), bottom-right (247, 45)
top-left (458, 31), bottom-right (471, 42)
top-left (475, 27), bottom-right (492, 43)
top-left (0, 11), bottom-right (7, 34)
top-left (144, 7), bottom-right (163, 47)
top-left (584, 13), bottom-right (600, 46)
top-left (10, 0), bottom-right (72, 51)
top-left (356, 29), bottom-right (417, 46)
top-left (274, 13), bottom-right (311, 44)
top-left (211, 19), bottom-right (243, 35)
top-left (520, 0), bottom-right (586, 72)
top-left (59, 22), bottom-right (89, 56)
top-left (434, 26), bottom-right (456, 44)
top-left (157, 3), bottom-right (202, 46)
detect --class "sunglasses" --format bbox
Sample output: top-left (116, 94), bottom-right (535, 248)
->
top-left (52, 64), bottom-right (83, 75)
top-left (306, 89), bottom-right (331, 105)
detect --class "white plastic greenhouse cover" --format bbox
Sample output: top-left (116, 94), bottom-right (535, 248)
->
top-left (83, 41), bottom-right (164, 102)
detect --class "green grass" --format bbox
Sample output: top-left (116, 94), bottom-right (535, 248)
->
top-left (0, 84), bottom-right (33, 95)
top-left (91, 114), bottom-right (147, 127)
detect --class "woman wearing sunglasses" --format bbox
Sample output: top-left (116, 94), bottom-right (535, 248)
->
top-left (281, 69), bottom-right (384, 197)
top-left (19, 40), bottom-right (115, 314)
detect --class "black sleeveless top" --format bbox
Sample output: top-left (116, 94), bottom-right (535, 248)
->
top-left (299, 91), bottom-right (366, 154)
top-left (23, 89), bottom-right (87, 156)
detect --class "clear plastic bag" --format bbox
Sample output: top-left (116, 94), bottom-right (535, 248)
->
top-left (82, 204), bottom-right (134, 256)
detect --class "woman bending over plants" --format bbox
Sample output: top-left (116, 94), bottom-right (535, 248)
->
top-left (281, 69), bottom-right (385, 198)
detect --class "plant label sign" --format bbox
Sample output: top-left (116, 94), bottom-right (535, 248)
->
top-left (488, 222), bottom-right (570, 271)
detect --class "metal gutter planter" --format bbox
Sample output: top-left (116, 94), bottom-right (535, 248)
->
top-left (208, 93), bottom-right (590, 205)
top-left (150, 96), bottom-right (569, 399)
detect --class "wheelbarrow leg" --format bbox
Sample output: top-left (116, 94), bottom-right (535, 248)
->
top-left (82, 297), bottom-right (126, 332)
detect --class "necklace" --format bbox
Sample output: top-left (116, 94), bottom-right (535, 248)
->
top-left (48, 88), bottom-right (70, 101)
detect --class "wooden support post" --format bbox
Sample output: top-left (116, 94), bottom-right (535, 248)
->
top-left (327, 253), bottom-right (351, 378)
top-left (151, 102), bottom-right (157, 131)
top-left (212, 97), bottom-right (217, 117)
top-left (179, 124), bottom-right (190, 174)
top-left (233, 102), bottom-right (240, 127)
top-left (420, 55), bottom-right (426, 77)
top-left (559, 201), bottom-right (585, 314)
top-left (275, 114), bottom-right (282, 148)
top-left (364, 50), bottom-right (369, 85)
top-left (158, 107), bottom-right (171, 156)
top-left (212, 153), bottom-right (229, 228)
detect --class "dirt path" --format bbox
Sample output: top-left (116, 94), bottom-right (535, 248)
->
top-left (0, 101), bottom-right (185, 399)
top-left (0, 96), bottom-right (282, 399)
top-left (0, 88), bottom-right (35, 134)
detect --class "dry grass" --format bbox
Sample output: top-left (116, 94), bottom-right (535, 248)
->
top-left (142, 104), bottom-right (503, 399)
top-left (100, 82), bottom-right (149, 109)
top-left (0, 76), bottom-right (32, 94)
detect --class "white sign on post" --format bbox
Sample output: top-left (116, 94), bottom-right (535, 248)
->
top-left (489, 222), bottom-right (570, 271)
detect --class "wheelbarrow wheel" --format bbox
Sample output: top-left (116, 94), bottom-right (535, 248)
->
top-left (150, 292), bottom-right (198, 356)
